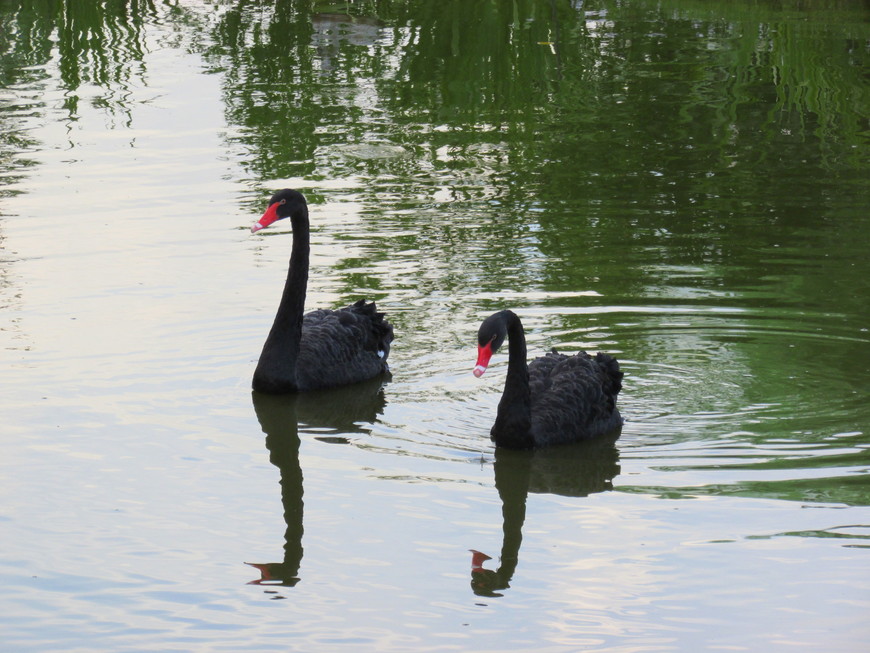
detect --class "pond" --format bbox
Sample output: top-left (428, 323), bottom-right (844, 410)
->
top-left (1, 1), bottom-right (868, 651)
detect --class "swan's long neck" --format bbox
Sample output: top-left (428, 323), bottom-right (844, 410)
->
top-left (252, 210), bottom-right (310, 393)
top-left (492, 312), bottom-right (534, 449)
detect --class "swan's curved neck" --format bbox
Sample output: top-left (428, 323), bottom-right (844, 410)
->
top-left (493, 312), bottom-right (534, 449)
top-left (252, 210), bottom-right (310, 393)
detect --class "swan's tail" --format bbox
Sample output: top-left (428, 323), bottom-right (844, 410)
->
top-left (594, 351), bottom-right (623, 404)
top-left (350, 299), bottom-right (394, 359)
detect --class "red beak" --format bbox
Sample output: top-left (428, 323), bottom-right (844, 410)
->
top-left (473, 342), bottom-right (493, 377)
top-left (251, 201), bottom-right (281, 233)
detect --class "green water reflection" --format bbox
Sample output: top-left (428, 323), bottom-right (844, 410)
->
top-left (1, 2), bottom-right (868, 494)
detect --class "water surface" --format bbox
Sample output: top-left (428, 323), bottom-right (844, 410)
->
top-left (1, 1), bottom-right (868, 651)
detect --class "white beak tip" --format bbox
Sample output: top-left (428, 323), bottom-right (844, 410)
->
top-left (251, 222), bottom-right (264, 233)
top-left (473, 365), bottom-right (487, 378)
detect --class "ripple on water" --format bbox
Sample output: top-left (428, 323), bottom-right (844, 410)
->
top-left (309, 303), bottom-right (870, 508)
top-left (609, 309), bottom-right (868, 506)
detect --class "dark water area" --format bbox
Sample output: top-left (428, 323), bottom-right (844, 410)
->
top-left (1, 1), bottom-right (868, 651)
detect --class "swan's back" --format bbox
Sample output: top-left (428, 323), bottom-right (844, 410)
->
top-left (527, 349), bottom-right (623, 447)
top-left (296, 299), bottom-right (393, 391)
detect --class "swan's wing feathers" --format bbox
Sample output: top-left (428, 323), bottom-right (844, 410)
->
top-left (529, 349), bottom-right (623, 444)
top-left (527, 350), bottom-right (566, 397)
top-left (296, 301), bottom-right (393, 390)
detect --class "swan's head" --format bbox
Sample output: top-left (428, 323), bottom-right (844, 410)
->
top-left (473, 311), bottom-right (509, 377)
top-left (251, 189), bottom-right (308, 233)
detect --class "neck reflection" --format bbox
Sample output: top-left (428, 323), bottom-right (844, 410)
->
top-left (246, 378), bottom-right (389, 593)
top-left (471, 432), bottom-right (622, 597)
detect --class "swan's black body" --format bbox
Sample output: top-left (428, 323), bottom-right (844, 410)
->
top-left (252, 189), bottom-right (393, 394)
top-left (475, 310), bottom-right (622, 449)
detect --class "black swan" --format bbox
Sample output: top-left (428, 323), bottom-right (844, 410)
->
top-left (251, 189), bottom-right (393, 394)
top-left (473, 309), bottom-right (623, 449)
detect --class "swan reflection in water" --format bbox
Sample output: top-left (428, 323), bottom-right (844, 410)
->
top-left (246, 376), bottom-right (389, 592)
top-left (470, 431), bottom-right (622, 597)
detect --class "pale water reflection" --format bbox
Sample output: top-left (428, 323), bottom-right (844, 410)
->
top-left (248, 379), bottom-right (391, 593)
top-left (1, 1), bottom-right (868, 651)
